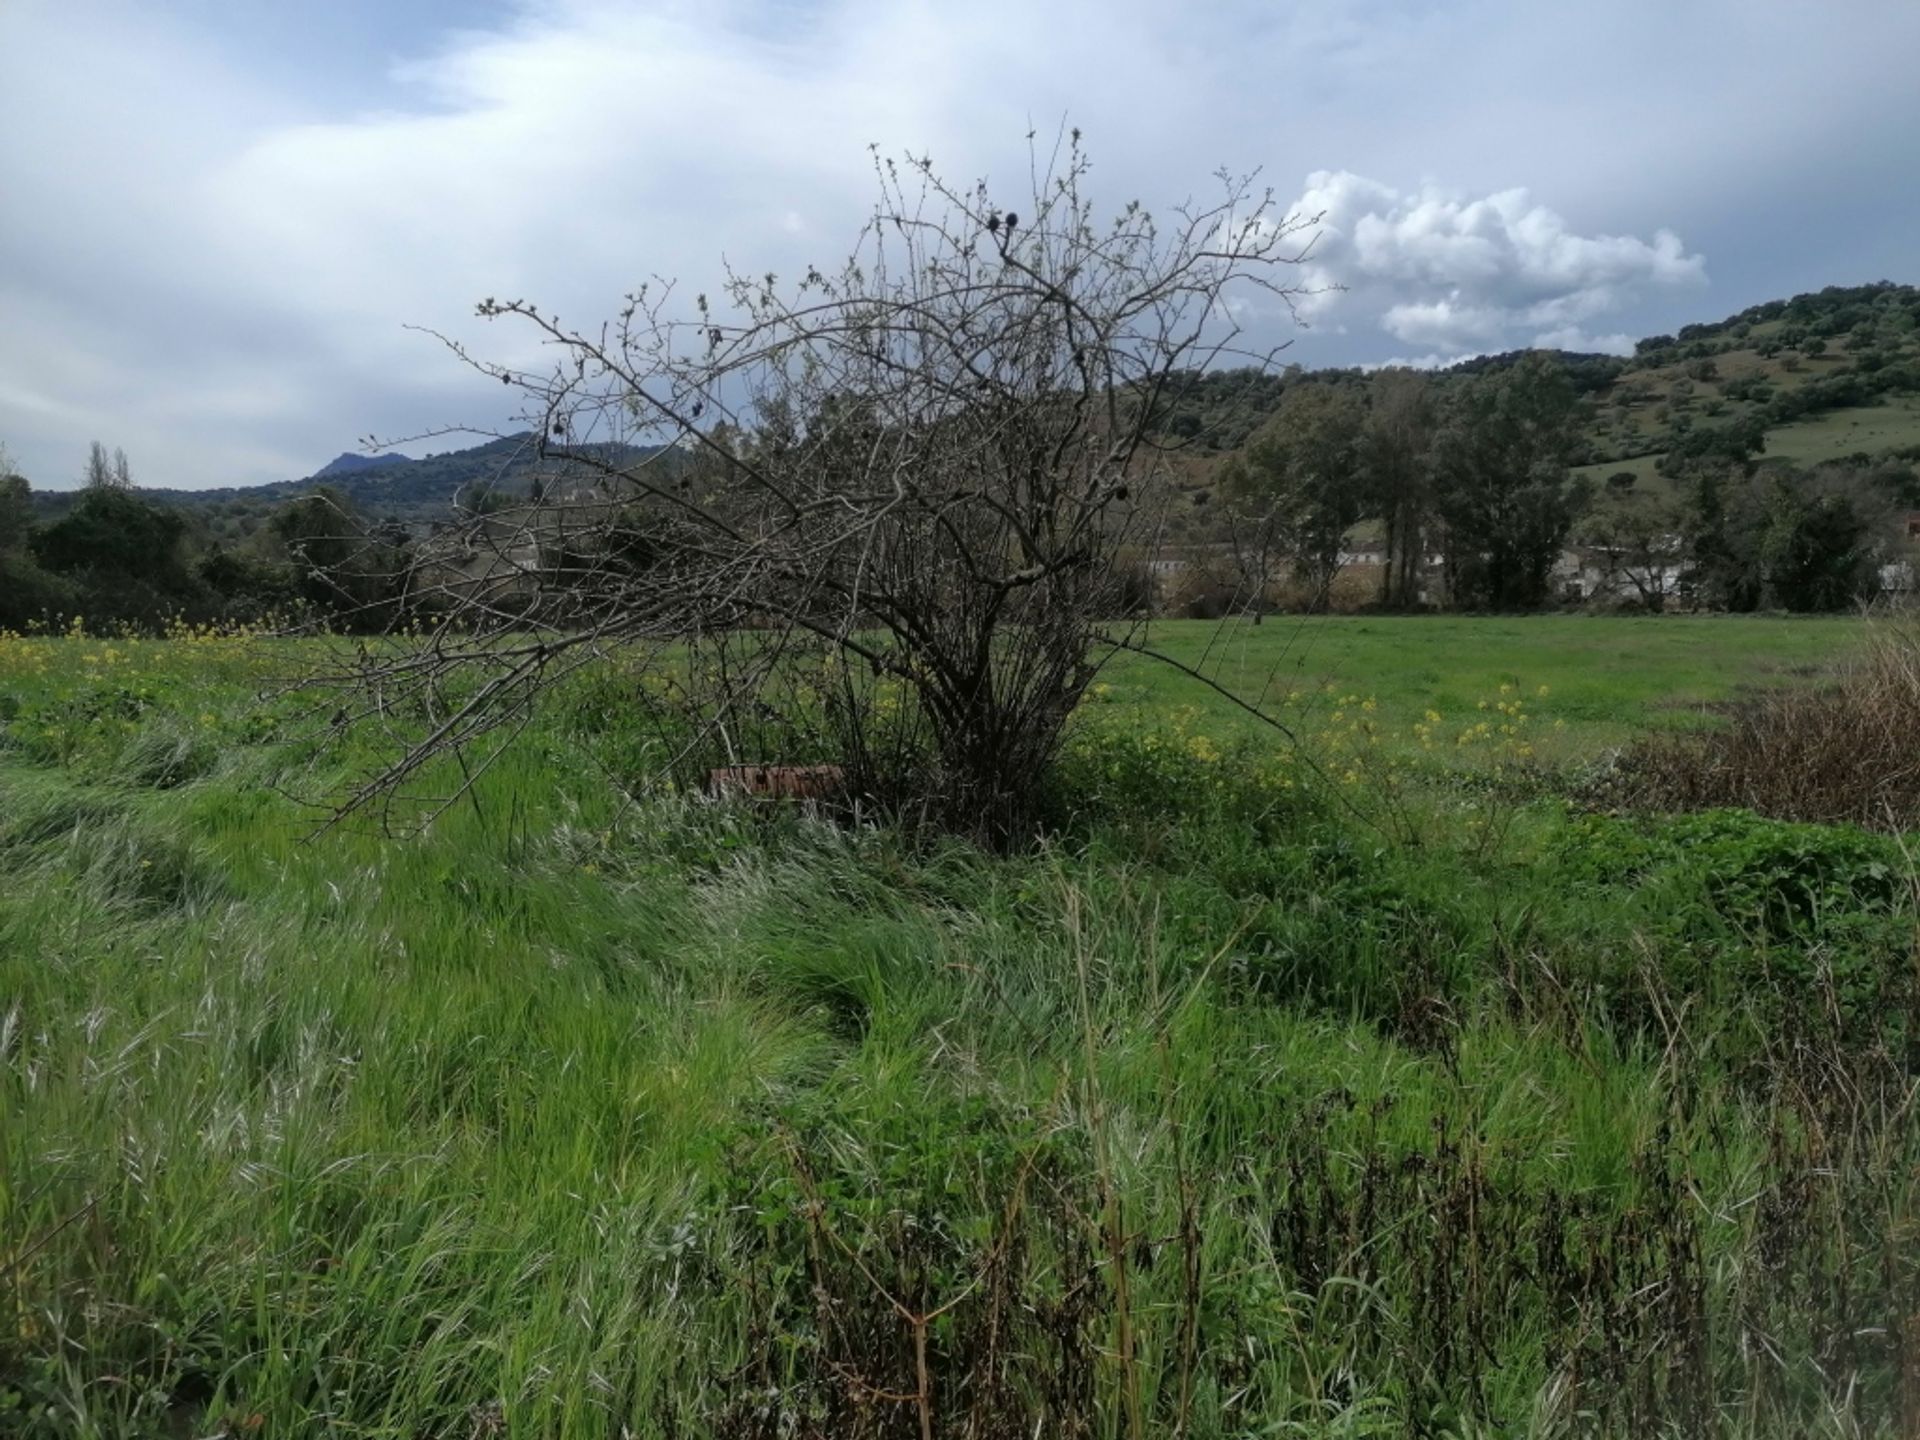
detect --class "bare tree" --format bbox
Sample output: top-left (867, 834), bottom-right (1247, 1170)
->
top-left (1216, 465), bottom-right (1286, 624)
top-left (1218, 381), bottom-right (1367, 613)
top-left (84, 441), bottom-right (115, 490)
top-left (81, 441), bottom-right (134, 490)
top-left (317, 133), bottom-right (1315, 843)
top-left (1581, 475), bottom-right (1684, 610)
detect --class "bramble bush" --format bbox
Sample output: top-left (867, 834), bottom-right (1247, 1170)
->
top-left (1549, 808), bottom-right (1913, 1039)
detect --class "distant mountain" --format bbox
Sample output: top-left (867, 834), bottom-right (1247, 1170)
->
top-left (141, 433), bottom-right (676, 527)
top-left (313, 451), bottom-right (410, 478)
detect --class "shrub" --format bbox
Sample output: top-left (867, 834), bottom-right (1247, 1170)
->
top-left (1051, 702), bottom-right (1308, 832)
top-left (1162, 555), bottom-right (1250, 619)
top-left (0, 549), bottom-right (81, 630)
top-left (1599, 617), bottom-right (1920, 829)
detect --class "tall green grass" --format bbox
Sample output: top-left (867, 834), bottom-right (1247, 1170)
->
top-left (2, 621), bottom-right (1914, 1437)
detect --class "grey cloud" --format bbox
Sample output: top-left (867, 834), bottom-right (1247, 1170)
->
top-left (1, 0), bottom-right (1915, 489)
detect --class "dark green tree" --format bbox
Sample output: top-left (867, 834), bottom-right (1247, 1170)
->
top-left (1657, 416), bottom-right (1767, 481)
top-left (1667, 419), bottom-right (1770, 610)
top-left (1431, 353), bottom-right (1587, 608)
top-left (32, 485), bottom-right (190, 586)
top-left (1358, 369), bottom-right (1434, 608)
top-left (1682, 469), bottom-right (1764, 611)
top-left (0, 466), bottom-right (81, 629)
top-left (0, 471), bottom-right (31, 552)
top-left (29, 484), bottom-right (200, 624)
top-left (198, 544), bottom-right (297, 613)
top-left (1760, 480), bottom-right (1872, 611)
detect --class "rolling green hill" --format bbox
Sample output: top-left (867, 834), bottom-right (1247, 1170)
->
top-left (1581, 281), bottom-right (1920, 470)
top-left (1155, 281), bottom-right (1920, 485)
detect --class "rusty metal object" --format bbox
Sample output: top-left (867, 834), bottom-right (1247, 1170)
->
top-left (705, 764), bottom-right (847, 802)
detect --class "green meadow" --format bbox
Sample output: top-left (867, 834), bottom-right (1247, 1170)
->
top-left (2, 618), bottom-right (1914, 1438)
top-left (1099, 613), bottom-right (1856, 749)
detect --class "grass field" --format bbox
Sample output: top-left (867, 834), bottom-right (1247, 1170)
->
top-left (3, 618), bottom-right (1915, 1438)
top-left (1762, 395), bottom-right (1920, 464)
top-left (1102, 614), bottom-right (1856, 750)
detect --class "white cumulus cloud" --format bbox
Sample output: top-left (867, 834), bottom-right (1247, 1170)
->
top-left (1287, 171), bottom-right (1705, 356)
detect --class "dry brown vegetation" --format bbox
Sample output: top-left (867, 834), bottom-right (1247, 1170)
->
top-left (1604, 613), bottom-right (1920, 828)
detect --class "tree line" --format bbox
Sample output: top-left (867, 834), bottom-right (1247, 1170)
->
top-left (1202, 356), bottom-right (1918, 614)
top-left (5, 364), bottom-right (1917, 637)
top-left (0, 441), bottom-right (413, 633)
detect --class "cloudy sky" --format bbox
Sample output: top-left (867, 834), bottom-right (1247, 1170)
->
top-left (3, 0), bottom-right (1916, 490)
